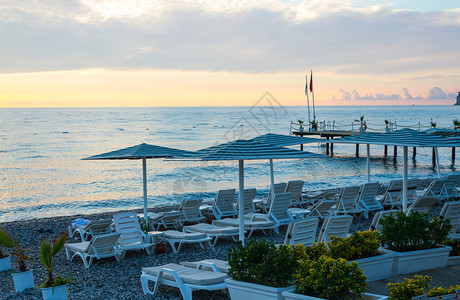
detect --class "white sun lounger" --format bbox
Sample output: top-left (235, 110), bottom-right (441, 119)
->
top-left (285, 180), bottom-right (305, 206)
top-left (444, 174), bottom-right (459, 200)
top-left (308, 200), bottom-right (337, 219)
top-left (369, 210), bottom-right (399, 231)
top-left (317, 215), bottom-right (353, 243)
top-left (65, 232), bottom-right (121, 268)
top-left (406, 196), bottom-right (438, 215)
top-left (417, 179), bottom-right (448, 204)
top-left (212, 217), bottom-right (278, 239)
top-left (180, 259), bottom-right (230, 273)
top-left (237, 188), bottom-right (257, 214)
top-left (357, 183), bottom-right (383, 218)
top-left (440, 201), bottom-right (460, 239)
top-left (141, 263), bottom-right (228, 300)
top-left (254, 182), bottom-right (287, 213)
top-left (164, 230), bottom-right (212, 254)
top-left (284, 218), bottom-right (319, 246)
top-left (113, 212), bottom-right (154, 255)
top-left (68, 218), bottom-right (113, 241)
top-left (335, 186), bottom-right (363, 217)
top-left (183, 223), bottom-right (239, 246)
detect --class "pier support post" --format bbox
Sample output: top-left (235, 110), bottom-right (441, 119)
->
top-left (432, 147), bottom-right (436, 166)
top-left (300, 144), bottom-right (303, 151)
top-left (326, 137), bottom-right (330, 155)
top-left (393, 146), bottom-right (397, 160)
top-left (413, 147), bottom-right (416, 158)
top-left (356, 144), bottom-right (359, 157)
top-left (384, 145), bottom-right (387, 156)
top-left (452, 147), bottom-right (456, 161)
top-left (330, 138), bottom-right (334, 156)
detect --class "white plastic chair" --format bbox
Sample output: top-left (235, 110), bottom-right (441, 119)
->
top-left (357, 183), bottom-right (383, 218)
top-left (317, 215), bottom-right (353, 243)
top-left (284, 218), bottom-right (319, 246)
top-left (335, 186), bottom-right (363, 217)
top-left (113, 212), bottom-right (154, 255)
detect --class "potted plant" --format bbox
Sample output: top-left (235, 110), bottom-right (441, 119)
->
top-left (443, 239), bottom-right (460, 266)
top-left (0, 229), bottom-right (34, 292)
top-left (0, 230), bottom-right (12, 272)
top-left (38, 233), bottom-right (72, 300)
top-left (226, 239), bottom-right (304, 300)
top-left (385, 120), bottom-right (390, 133)
top-left (309, 120), bottom-right (317, 132)
top-left (298, 119), bottom-right (305, 132)
top-left (282, 255), bottom-right (386, 300)
top-left (387, 275), bottom-right (460, 300)
top-left (379, 211), bottom-right (452, 274)
top-left (454, 119), bottom-right (460, 130)
top-left (430, 118), bottom-right (437, 128)
top-left (327, 230), bottom-right (395, 281)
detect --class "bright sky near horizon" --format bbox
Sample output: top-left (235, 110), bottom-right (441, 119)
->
top-left (1, 0), bottom-right (459, 107)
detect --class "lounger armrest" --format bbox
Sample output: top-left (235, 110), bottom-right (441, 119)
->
top-left (196, 262), bottom-right (222, 273)
top-left (157, 267), bottom-right (184, 285)
top-left (249, 214), bottom-right (269, 221)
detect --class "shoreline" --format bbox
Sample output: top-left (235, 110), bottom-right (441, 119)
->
top-left (0, 178), bottom-right (437, 299)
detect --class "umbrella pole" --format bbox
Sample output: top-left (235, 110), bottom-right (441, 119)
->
top-left (238, 160), bottom-right (245, 245)
top-left (435, 147), bottom-right (441, 178)
top-left (142, 157), bottom-right (148, 229)
top-left (269, 159), bottom-right (275, 193)
top-left (366, 144), bottom-right (371, 183)
top-left (403, 146), bottom-right (408, 213)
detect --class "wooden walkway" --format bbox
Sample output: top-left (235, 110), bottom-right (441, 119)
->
top-left (366, 265), bottom-right (460, 296)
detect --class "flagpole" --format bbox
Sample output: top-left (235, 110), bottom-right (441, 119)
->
top-left (305, 75), bottom-right (311, 124)
top-left (311, 70), bottom-right (316, 121)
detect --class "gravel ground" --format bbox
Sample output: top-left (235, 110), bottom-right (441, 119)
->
top-left (0, 179), bottom-right (436, 299)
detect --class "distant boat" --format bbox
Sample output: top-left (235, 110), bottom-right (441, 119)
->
top-left (456, 91), bottom-right (460, 105)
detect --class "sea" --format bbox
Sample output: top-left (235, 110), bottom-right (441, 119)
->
top-left (1, 105), bottom-right (459, 223)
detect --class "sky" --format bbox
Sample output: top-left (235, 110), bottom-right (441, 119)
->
top-left (1, 0), bottom-right (460, 107)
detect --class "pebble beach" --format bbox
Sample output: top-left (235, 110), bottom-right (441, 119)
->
top-left (0, 179), bottom-right (441, 299)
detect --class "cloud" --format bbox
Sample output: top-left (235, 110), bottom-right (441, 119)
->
top-left (0, 1), bottom-right (460, 76)
top-left (335, 87), bottom-right (456, 101)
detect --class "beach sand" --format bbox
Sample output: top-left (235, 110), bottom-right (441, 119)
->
top-left (0, 179), bottom-right (436, 299)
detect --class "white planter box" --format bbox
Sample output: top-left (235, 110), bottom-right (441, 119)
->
top-left (354, 250), bottom-right (395, 281)
top-left (380, 245), bottom-right (452, 275)
top-left (0, 255), bottom-right (11, 271)
top-left (41, 284), bottom-right (68, 300)
top-left (226, 278), bottom-right (293, 300)
top-left (282, 290), bottom-right (387, 300)
top-left (447, 256), bottom-right (460, 267)
top-left (12, 269), bottom-right (34, 292)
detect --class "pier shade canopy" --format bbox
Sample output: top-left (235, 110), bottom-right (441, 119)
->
top-left (327, 128), bottom-right (460, 212)
top-left (248, 133), bottom-right (322, 147)
top-left (82, 143), bottom-right (195, 222)
top-left (169, 138), bottom-right (328, 244)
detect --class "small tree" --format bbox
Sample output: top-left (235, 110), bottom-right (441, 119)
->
top-left (0, 229), bottom-right (32, 272)
top-left (38, 233), bottom-right (71, 287)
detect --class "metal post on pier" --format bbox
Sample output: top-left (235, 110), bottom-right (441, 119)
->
top-left (453, 147), bottom-right (456, 161)
top-left (384, 145), bottom-right (387, 156)
top-left (432, 147), bottom-right (436, 166)
top-left (326, 137), bottom-right (330, 155)
top-left (393, 146), bottom-right (397, 160)
top-left (413, 147), bottom-right (416, 158)
top-left (330, 137), bottom-right (334, 156)
top-left (356, 144), bottom-right (359, 157)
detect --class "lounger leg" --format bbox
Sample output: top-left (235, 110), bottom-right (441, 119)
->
top-left (65, 248), bottom-right (71, 260)
top-left (140, 274), bottom-right (155, 295)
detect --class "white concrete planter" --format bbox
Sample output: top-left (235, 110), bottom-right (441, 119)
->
top-left (41, 284), bottom-right (68, 300)
top-left (354, 250), bottom-right (395, 281)
top-left (413, 290), bottom-right (460, 300)
top-left (12, 269), bottom-right (34, 292)
top-left (447, 255), bottom-right (460, 267)
top-left (225, 278), bottom-right (293, 300)
top-left (380, 245), bottom-right (452, 275)
top-left (282, 290), bottom-right (387, 300)
top-left (0, 255), bottom-right (11, 271)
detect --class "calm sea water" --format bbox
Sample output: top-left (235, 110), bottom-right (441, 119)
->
top-left (1, 105), bottom-right (459, 222)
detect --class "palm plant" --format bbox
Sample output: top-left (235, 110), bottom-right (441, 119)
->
top-left (0, 229), bottom-right (32, 272)
top-left (38, 233), bottom-right (70, 287)
top-left (454, 119), bottom-right (460, 128)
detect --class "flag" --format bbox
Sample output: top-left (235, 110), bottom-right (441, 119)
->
top-left (305, 75), bottom-right (308, 95)
top-left (309, 70), bottom-right (313, 93)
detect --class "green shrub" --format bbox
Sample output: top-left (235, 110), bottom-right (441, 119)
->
top-left (227, 239), bottom-right (302, 288)
top-left (328, 230), bottom-right (380, 261)
top-left (294, 255), bottom-right (367, 299)
top-left (380, 211), bottom-right (451, 252)
top-left (387, 275), bottom-right (431, 300)
top-left (443, 239), bottom-right (460, 256)
top-left (426, 285), bottom-right (460, 297)
top-left (304, 242), bottom-right (328, 261)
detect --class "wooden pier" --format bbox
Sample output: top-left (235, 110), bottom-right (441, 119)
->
top-left (366, 264), bottom-right (460, 296)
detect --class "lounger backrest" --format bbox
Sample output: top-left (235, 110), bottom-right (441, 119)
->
top-left (424, 179), bottom-right (446, 197)
top-left (241, 188), bottom-right (256, 213)
top-left (266, 182), bottom-right (287, 209)
top-left (214, 189), bottom-right (237, 217)
top-left (284, 218), bottom-right (319, 246)
top-left (358, 183), bottom-right (379, 206)
top-left (113, 212), bottom-right (144, 247)
top-left (285, 180), bottom-right (304, 205)
top-left (444, 175), bottom-right (459, 197)
top-left (440, 201), bottom-right (460, 232)
top-left (268, 192), bottom-right (293, 225)
top-left (407, 179), bottom-right (419, 201)
top-left (370, 210), bottom-right (399, 231)
top-left (406, 196), bottom-right (438, 215)
top-left (85, 219), bottom-right (113, 236)
top-left (317, 215), bottom-right (353, 243)
top-left (386, 180), bottom-right (403, 203)
top-left (337, 186), bottom-right (361, 211)
top-left (180, 199), bottom-right (203, 221)
top-left (310, 200), bottom-right (336, 218)
top-left (89, 232), bottom-right (121, 259)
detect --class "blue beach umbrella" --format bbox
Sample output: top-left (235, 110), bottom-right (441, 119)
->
top-left (82, 143), bottom-right (195, 221)
top-left (169, 139), bottom-right (328, 244)
top-left (329, 128), bottom-right (460, 212)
